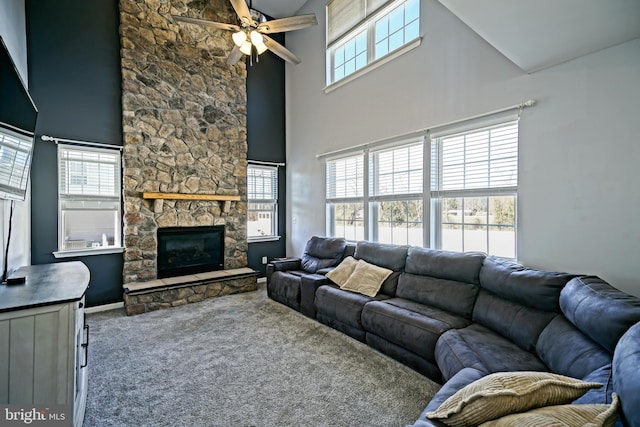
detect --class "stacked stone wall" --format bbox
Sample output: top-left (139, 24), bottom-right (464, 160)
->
top-left (119, 0), bottom-right (248, 285)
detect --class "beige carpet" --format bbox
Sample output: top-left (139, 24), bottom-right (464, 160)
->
top-left (84, 284), bottom-right (439, 426)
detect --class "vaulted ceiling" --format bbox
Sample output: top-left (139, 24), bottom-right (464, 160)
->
top-left (250, 0), bottom-right (640, 74)
top-left (431, 0), bottom-right (640, 73)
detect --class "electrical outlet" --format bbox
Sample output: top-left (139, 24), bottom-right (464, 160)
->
top-left (261, 256), bottom-right (268, 264)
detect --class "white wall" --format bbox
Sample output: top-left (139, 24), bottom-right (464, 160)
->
top-left (286, 0), bottom-right (640, 296)
top-left (0, 0), bottom-right (31, 277)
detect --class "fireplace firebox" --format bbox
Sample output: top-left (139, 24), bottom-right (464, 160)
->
top-left (157, 226), bottom-right (225, 279)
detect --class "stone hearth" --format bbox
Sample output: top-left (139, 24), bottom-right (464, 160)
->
top-left (123, 268), bottom-right (258, 315)
top-left (119, 0), bottom-right (252, 311)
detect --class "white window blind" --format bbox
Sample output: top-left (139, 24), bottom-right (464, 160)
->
top-left (369, 141), bottom-right (423, 197)
top-left (327, 0), bottom-right (392, 45)
top-left (0, 128), bottom-right (33, 200)
top-left (326, 154), bottom-right (364, 200)
top-left (58, 145), bottom-right (120, 200)
top-left (432, 122), bottom-right (519, 194)
top-left (247, 165), bottom-right (277, 202)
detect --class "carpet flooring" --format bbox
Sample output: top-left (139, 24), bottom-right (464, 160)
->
top-left (84, 284), bottom-right (439, 426)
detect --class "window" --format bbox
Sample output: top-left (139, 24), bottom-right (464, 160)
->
top-left (326, 154), bottom-right (365, 241)
top-left (247, 164), bottom-right (278, 241)
top-left (0, 128), bottom-right (33, 201)
top-left (431, 122), bottom-right (519, 258)
top-left (57, 144), bottom-right (122, 254)
top-left (326, 0), bottom-right (420, 86)
top-left (369, 141), bottom-right (424, 245)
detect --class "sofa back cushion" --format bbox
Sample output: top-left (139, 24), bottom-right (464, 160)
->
top-left (300, 236), bottom-right (347, 274)
top-left (354, 241), bottom-right (409, 295)
top-left (536, 315), bottom-right (611, 380)
top-left (479, 256), bottom-right (576, 312)
top-left (560, 276), bottom-right (640, 353)
top-left (472, 290), bottom-right (556, 352)
top-left (397, 274), bottom-right (479, 318)
top-left (404, 247), bottom-right (485, 285)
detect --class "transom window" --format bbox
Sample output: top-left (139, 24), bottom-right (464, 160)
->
top-left (326, 0), bottom-right (420, 87)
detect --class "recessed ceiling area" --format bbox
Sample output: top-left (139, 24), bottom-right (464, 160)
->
top-left (438, 0), bottom-right (640, 73)
top-left (249, 0), bottom-right (308, 19)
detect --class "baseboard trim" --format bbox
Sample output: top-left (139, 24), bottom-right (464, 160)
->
top-left (85, 301), bottom-right (125, 314)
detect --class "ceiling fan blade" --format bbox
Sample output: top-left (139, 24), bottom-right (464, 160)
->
top-left (172, 15), bottom-right (241, 32)
top-left (262, 34), bottom-right (301, 65)
top-left (226, 46), bottom-right (244, 65)
top-left (230, 0), bottom-right (254, 27)
top-left (257, 14), bottom-right (318, 34)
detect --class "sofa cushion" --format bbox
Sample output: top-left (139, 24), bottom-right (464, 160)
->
top-left (560, 276), bottom-right (640, 353)
top-left (404, 247), bottom-right (485, 285)
top-left (325, 256), bottom-right (358, 287)
top-left (314, 285), bottom-right (389, 331)
top-left (362, 298), bottom-right (471, 363)
top-left (479, 256), bottom-right (576, 312)
top-left (435, 323), bottom-right (549, 381)
top-left (425, 371), bottom-right (601, 427)
top-left (574, 365), bottom-right (614, 405)
top-left (396, 273), bottom-right (479, 319)
top-left (536, 315), bottom-right (611, 380)
top-left (480, 393), bottom-right (619, 427)
top-left (300, 236), bottom-right (347, 273)
top-left (354, 241), bottom-right (409, 295)
top-left (340, 259), bottom-right (392, 297)
top-left (612, 321), bottom-right (640, 427)
top-left (472, 290), bottom-right (556, 352)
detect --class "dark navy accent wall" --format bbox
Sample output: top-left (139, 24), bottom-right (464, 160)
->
top-left (25, 1), bottom-right (287, 303)
top-left (26, 0), bottom-right (123, 307)
top-left (247, 33), bottom-right (287, 276)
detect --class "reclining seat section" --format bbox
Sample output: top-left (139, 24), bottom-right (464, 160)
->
top-left (315, 241), bottom-right (409, 342)
top-left (361, 247), bottom-right (485, 380)
top-left (266, 236), bottom-right (347, 312)
top-left (435, 256), bottom-right (577, 381)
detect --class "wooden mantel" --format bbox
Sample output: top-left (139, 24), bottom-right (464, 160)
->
top-left (142, 192), bottom-right (241, 214)
top-left (142, 192), bottom-right (241, 201)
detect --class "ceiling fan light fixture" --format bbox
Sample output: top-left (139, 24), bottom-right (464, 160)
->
top-left (239, 40), bottom-right (253, 56)
top-left (232, 30), bottom-right (247, 47)
top-left (250, 31), bottom-right (267, 54)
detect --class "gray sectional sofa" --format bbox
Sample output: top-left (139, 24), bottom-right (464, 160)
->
top-left (266, 237), bottom-right (640, 426)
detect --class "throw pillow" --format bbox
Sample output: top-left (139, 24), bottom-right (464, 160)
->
top-left (479, 392), bottom-right (619, 427)
top-left (425, 371), bottom-right (602, 427)
top-left (340, 259), bottom-right (392, 297)
top-left (325, 256), bottom-right (358, 287)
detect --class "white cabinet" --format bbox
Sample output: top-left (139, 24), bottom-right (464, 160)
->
top-left (0, 262), bottom-right (90, 427)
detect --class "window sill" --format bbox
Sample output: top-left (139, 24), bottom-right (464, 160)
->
top-left (324, 37), bottom-right (422, 94)
top-left (248, 236), bottom-right (281, 243)
top-left (53, 246), bottom-right (124, 258)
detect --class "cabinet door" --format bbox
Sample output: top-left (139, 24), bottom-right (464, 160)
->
top-left (0, 302), bottom-right (72, 404)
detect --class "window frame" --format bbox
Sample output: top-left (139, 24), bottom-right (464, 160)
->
top-left (325, 0), bottom-right (421, 91)
top-left (54, 143), bottom-right (123, 258)
top-left (247, 164), bottom-right (280, 243)
top-left (430, 121), bottom-right (519, 258)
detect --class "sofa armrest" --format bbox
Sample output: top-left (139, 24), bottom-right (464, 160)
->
top-left (300, 273), bottom-right (329, 318)
top-left (266, 258), bottom-right (302, 284)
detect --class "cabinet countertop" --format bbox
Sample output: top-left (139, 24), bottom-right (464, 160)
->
top-left (0, 261), bottom-right (90, 313)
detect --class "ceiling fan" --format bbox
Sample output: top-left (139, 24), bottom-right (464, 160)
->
top-left (173, 0), bottom-right (317, 65)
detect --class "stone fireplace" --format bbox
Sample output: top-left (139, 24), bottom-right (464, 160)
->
top-left (119, 0), bottom-right (257, 314)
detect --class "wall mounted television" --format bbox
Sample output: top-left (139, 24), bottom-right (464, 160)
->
top-left (0, 36), bottom-right (38, 201)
